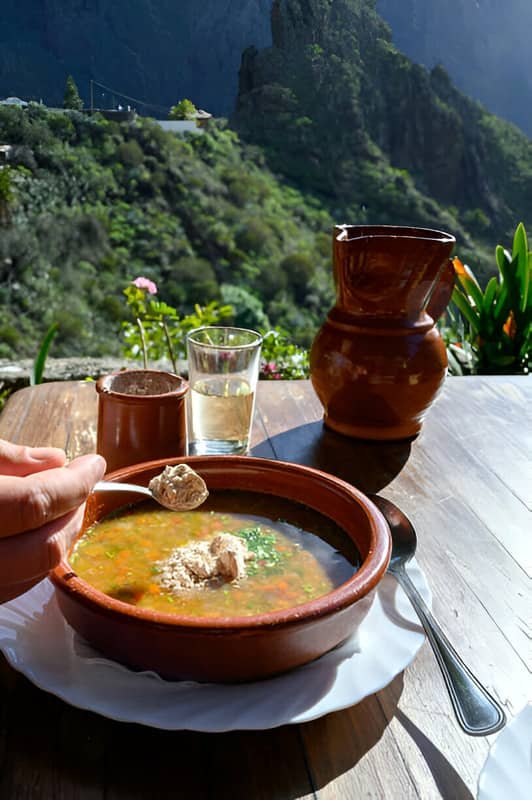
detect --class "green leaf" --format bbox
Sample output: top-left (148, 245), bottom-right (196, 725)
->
top-left (446, 346), bottom-right (464, 376)
top-left (483, 277), bottom-right (498, 313)
top-left (512, 223), bottom-right (529, 313)
top-left (528, 253), bottom-right (532, 311)
top-left (31, 323), bottom-right (59, 386)
top-left (519, 320), bottom-right (532, 352)
top-left (451, 288), bottom-right (480, 333)
top-left (493, 283), bottom-right (510, 327)
top-left (512, 222), bottom-right (527, 263)
top-left (495, 245), bottom-right (511, 277)
top-left (455, 270), bottom-right (484, 312)
top-left (495, 251), bottom-right (522, 319)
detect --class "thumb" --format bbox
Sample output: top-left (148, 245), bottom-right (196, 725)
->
top-left (0, 439), bottom-right (66, 478)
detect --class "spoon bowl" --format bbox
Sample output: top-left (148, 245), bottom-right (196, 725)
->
top-left (368, 494), bottom-right (416, 569)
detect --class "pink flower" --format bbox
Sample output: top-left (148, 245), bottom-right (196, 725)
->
top-left (261, 361), bottom-right (282, 380)
top-left (263, 361), bottom-right (278, 373)
top-left (132, 276), bottom-right (157, 295)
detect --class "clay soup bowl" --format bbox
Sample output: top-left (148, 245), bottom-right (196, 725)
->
top-left (52, 456), bottom-right (391, 683)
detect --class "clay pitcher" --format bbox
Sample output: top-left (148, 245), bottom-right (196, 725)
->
top-left (310, 225), bottom-right (455, 440)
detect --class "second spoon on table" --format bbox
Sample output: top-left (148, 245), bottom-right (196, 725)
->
top-left (370, 493), bottom-right (506, 737)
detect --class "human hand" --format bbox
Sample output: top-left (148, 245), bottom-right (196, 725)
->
top-left (0, 440), bottom-right (106, 603)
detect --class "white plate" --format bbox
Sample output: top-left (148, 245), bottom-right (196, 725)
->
top-left (477, 703), bottom-right (532, 800)
top-left (0, 561), bottom-right (429, 731)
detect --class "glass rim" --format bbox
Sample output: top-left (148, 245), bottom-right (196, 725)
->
top-left (186, 326), bottom-right (263, 350)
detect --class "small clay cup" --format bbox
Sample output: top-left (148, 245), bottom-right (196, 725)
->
top-left (96, 370), bottom-right (188, 474)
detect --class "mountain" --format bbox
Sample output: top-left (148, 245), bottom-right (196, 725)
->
top-left (233, 0), bottom-right (532, 263)
top-left (0, 0), bottom-right (272, 116)
top-left (377, 0), bottom-right (532, 137)
top-left (2, 0), bottom-right (531, 135)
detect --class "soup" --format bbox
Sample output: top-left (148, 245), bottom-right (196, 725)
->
top-left (70, 491), bottom-right (359, 617)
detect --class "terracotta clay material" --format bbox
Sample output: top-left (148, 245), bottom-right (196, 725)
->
top-left (52, 456), bottom-right (391, 683)
top-left (310, 225), bottom-right (456, 440)
top-left (96, 370), bottom-right (188, 474)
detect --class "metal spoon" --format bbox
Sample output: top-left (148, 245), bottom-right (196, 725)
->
top-left (92, 469), bottom-right (208, 512)
top-left (370, 493), bottom-right (506, 736)
top-left (93, 480), bottom-right (156, 502)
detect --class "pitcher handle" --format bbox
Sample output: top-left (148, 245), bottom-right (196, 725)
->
top-left (427, 259), bottom-right (455, 322)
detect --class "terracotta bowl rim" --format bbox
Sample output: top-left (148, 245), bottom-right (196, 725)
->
top-left (52, 455), bottom-right (391, 632)
top-left (95, 369), bottom-right (189, 401)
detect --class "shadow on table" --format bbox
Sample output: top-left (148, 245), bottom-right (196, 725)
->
top-left (300, 673), bottom-right (406, 791)
top-left (252, 420), bottom-right (412, 493)
top-left (300, 677), bottom-right (473, 799)
top-left (396, 710), bottom-right (475, 800)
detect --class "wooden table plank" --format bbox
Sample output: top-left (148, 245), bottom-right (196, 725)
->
top-left (0, 381), bottom-right (99, 458)
top-left (0, 376), bottom-right (529, 800)
top-left (256, 379), bottom-right (531, 660)
top-left (0, 380), bottom-right (276, 462)
top-left (301, 693), bottom-right (422, 800)
top-left (417, 401), bottom-right (532, 577)
top-left (255, 377), bottom-right (531, 799)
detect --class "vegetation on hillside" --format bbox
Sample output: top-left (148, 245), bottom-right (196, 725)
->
top-left (63, 75), bottom-right (83, 111)
top-left (234, 0), bottom-right (531, 274)
top-left (1, 0), bottom-right (530, 369)
top-left (0, 104), bottom-right (333, 358)
top-left (377, 0), bottom-right (532, 137)
top-left (169, 100), bottom-right (197, 121)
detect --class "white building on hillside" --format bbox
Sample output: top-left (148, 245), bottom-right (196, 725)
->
top-left (0, 96), bottom-right (29, 107)
top-left (156, 108), bottom-right (213, 135)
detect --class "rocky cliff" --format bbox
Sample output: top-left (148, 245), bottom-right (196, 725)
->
top-left (234, 0), bottom-right (532, 247)
top-left (377, 0), bottom-right (532, 136)
top-left (2, 0), bottom-right (531, 131)
top-left (0, 0), bottom-right (272, 115)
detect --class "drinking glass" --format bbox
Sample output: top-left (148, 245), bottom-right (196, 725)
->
top-left (186, 327), bottom-right (262, 455)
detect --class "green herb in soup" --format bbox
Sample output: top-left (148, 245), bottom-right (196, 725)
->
top-left (69, 491), bottom-right (358, 617)
top-left (235, 526), bottom-right (285, 575)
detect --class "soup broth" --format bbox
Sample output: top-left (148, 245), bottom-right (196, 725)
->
top-left (70, 491), bottom-right (359, 617)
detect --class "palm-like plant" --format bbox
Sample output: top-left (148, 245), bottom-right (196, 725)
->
top-left (449, 223), bottom-right (531, 374)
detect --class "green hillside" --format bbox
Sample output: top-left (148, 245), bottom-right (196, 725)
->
top-left (0, 106), bottom-right (333, 358)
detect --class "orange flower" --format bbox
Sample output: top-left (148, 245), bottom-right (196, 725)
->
top-left (452, 257), bottom-right (465, 275)
top-left (503, 311), bottom-right (517, 339)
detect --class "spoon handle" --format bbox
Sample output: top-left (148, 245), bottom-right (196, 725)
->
top-left (394, 566), bottom-right (506, 736)
top-left (93, 481), bottom-right (152, 498)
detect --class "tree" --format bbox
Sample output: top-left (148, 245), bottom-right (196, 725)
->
top-left (0, 167), bottom-right (14, 225)
top-left (63, 75), bottom-right (83, 111)
top-left (169, 99), bottom-right (197, 121)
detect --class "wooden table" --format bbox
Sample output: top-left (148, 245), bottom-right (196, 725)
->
top-left (0, 377), bottom-right (530, 799)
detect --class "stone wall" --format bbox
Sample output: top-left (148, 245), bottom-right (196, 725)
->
top-left (0, 357), bottom-right (182, 393)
